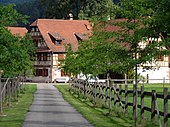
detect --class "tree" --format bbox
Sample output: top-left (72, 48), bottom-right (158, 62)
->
top-left (79, 0), bottom-right (117, 20)
top-left (144, 0), bottom-right (170, 49)
top-left (110, 0), bottom-right (170, 126)
top-left (64, 0), bottom-right (170, 126)
top-left (0, 5), bottom-right (35, 77)
top-left (40, 0), bottom-right (84, 19)
top-left (41, 0), bottom-right (117, 20)
top-left (0, 4), bottom-right (28, 26)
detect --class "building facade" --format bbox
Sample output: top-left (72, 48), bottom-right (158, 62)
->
top-left (138, 38), bottom-right (170, 83)
top-left (29, 19), bottom-right (91, 82)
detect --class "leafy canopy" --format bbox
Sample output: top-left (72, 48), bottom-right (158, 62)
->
top-left (63, 0), bottom-right (170, 79)
top-left (0, 5), bottom-right (35, 77)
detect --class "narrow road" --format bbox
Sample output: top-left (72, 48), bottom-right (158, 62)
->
top-left (23, 83), bottom-right (93, 127)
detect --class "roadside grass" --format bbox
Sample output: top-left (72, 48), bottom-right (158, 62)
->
top-left (55, 85), bottom-right (135, 127)
top-left (0, 84), bottom-right (37, 127)
top-left (56, 83), bottom-right (170, 127)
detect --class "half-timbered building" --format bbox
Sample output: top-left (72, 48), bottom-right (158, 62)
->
top-left (29, 19), bottom-right (91, 82)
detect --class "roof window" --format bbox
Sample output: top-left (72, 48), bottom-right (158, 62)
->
top-left (49, 32), bottom-right (64, 45)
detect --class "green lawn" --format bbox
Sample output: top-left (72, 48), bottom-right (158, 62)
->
top-left (56, 85), bottom-right (135, 127)
top-left (122, 83), bottom-right (170, 126)
top-left (0, 84), bottom-right (37, 127)
top-left (56, 83), bottom-right (170, 127)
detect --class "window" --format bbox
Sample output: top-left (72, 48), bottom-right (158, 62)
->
top-left (43, 53), bottom-right (47, 61)
top-left (157, 55), bottom-right (164, 61)
top-left (42, 69), bottom-right (48, 76)
top-left (35, 69), bottom-right (42, 76)
top-left (37, 53), bottom-right (49, 61)
top-left (61, 69), bottom-right (66, 76)
top-left (58, 54), bottom-right (64, 61)
top-left (48, 33), bottom-right (63, 45)
top-left (55, 40), bottom-right (62, 45)
top-left (35, 69), bottom-right (48, 77)
top-left (31, 28), bottom-right (35, 32)
top-left (37, 54), bottom-right (41, 61)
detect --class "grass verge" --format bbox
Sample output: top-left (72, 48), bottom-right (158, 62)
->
top-left (0, 84), bottom-right (37, 127)
top-left (56, 85), bottom-right (135, 127)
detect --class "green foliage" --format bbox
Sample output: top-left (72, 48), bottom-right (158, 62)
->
top-left (0, 28), bottom-right (35, 77)
top-left (63, 20), bottom-right (131, 77)
top-left (0, 5), bottom-right (35, 77)
top-left (109, 0), bottom-right (169, 75)
top-left (144, 0), bottom-right (170, 49)
top-left (41, 0), bottom-right (117, 20)
top-left (79, 0), bottom-right (117, 20)
top-left (41, 0), bottom-right (77, 19)
top-left (62, 44), bottom-right (79, 76)
top-left (0, 4), bottom-right (28, 26)
top-left (63, 0), bottom-right (170, 79)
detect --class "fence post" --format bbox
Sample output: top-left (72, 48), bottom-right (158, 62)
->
top-left (14, 79), bottom-right (17, 101)
top-left (83, 81), bottom-right (86, 99)
top-left (164, 88), bottom-right (168, 127)
top-left (93, 82), bottom-right (97, 105)
top-left (17, 77), bottom-right (20, 96)
top-left (109, 79), bottom-right (112, 112)
top-left (105, 80), bottom-right (109, 105)
top-left (146, 74), bottom-right (149, 84)
top-left (7, 80), bottom-right (11, 107)
top-left (119, 84), bottom-right (122, 110)
top-left (0, 74), bottom-right (2, 114)
top-left (133, 84), bottom-right (137, 121)
top-left (102, 82), bottom-right (105, 107)
top-left (78, 80), bottom-right (80, 97)
top-left (141, 85), bottom-right (144, 121)
top-left (151, 90), bottom-right (156, 126)
top-left (114, 84), bottom-right (117, 107)
top-left (125, 84), bottom-right (128, 113)
top-left (163, 77), bottom-right (165, 88)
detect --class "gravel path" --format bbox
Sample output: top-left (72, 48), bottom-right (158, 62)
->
top-left (22, 83), bottom-right (93, 127)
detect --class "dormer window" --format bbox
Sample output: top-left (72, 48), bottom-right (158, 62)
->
top-left (49, 32), bottom-right (64, 45)
top-left (55, 40), bottom-right (61, 45)
top-left (75, 33), bottom-right (87, 42)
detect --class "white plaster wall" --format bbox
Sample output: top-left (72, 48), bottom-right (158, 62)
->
top-left (138, 67), bottom-right (170, 83)
top-left (53, 54), bottom-right (58, 66)
top-left (52, 68), bottom-right (61, 82)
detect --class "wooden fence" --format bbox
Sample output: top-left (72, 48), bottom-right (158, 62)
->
top-left (0, 77), bottom-right (25, 115)
top-left (70, 78), bottom-right (170, 127)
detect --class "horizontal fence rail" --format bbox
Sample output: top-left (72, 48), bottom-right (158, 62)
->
top-left (70, 78), bottom-right (170, 127)
top-left (0, 77), bottom-right (26, 114)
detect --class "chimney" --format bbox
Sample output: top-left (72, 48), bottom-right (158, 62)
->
top-left (107, 15), bottom-right (111, 20)
top-left (68, 13), bottom-right (73, 20)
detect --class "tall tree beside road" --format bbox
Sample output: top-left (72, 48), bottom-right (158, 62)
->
top-left (64, 1), bottom-right (170, 125)
top-left (113, 0), bottom-right (170, 126)
top-left (0, 5), bottom-right (35, 77)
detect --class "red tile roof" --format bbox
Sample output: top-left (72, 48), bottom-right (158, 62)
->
top-left (30, 19), bottom-right (91, 52)
top-left (7, 27), bottom-right (27, 37)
